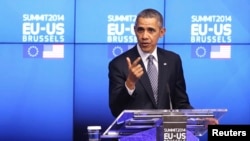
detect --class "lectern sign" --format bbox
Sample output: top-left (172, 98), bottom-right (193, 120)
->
top-left (163, 112), bottom-right (187, 141)
top-left (164, 127), bottom-right (186, 140)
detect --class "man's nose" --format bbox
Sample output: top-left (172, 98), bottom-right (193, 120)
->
top-left (142, 31), bottom-right (149, 39)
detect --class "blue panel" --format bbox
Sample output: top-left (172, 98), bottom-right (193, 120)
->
top-left (165, 44), bottom-right (250, 125)
top-left (74, 44), bottom-right (116, 140)
top-left (164, 0), bottom-right (250, 43)
top-left (0, 44), bottom-right (74, 141)
top-left (75, 0), bottom-right (164, 44)
top-left (0, 0), bottom-right (75, 43)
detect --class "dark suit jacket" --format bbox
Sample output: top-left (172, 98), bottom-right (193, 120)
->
top-left (108, 45), bottom-right (193, 117)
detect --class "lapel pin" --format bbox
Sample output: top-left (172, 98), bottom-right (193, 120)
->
top-left (163, 63), bottom-right (167, 66)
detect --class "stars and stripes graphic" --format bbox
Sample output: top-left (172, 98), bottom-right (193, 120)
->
top-left (23, 44), bottom-right (64, 59)
top-left (43, 44), bottom-right (64, 58)
top-left (191, 44), bottom-right (231, 59)
top-left (210, 45), bottom-right (231, 59)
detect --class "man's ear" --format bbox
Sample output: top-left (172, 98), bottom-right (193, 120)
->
top-left (160, 27), bottom-right (166, 38)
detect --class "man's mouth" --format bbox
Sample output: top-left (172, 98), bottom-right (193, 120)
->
top-left (141, 43), bottom-right (149, 46)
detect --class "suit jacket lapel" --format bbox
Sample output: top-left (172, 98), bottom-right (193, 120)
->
top-left (157, 50), bottom-right (169, 108)
top-left (138, 58), bottom-right (157, 107)
top-left (130, 46), bottom-right (158, 107)
top-left (139, 69), bottom-right (157, 106)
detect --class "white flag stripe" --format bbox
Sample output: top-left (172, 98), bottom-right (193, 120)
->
top-left (43, 45), bottom-right (64, 58)
top-left (210, 45), bottom-right (231, 59)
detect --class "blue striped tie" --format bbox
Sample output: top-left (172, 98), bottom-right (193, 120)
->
top-left (147, 55), bottom-right (158, 104)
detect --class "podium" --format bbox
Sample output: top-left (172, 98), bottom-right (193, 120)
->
top-left (101, 109), bottom-right (227, 141)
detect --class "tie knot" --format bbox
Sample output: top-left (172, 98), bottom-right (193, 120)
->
top-left (148, 55), bottom-right (154, 61)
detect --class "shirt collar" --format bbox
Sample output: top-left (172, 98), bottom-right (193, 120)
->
top-left (137, 44), bottom-right (158, 63)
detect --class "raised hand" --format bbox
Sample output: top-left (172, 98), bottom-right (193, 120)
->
top-left (125, 57), bottom-right (144, 90)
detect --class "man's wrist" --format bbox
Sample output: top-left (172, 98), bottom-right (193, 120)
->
top-left (125, 80), bottom-right (135, 90)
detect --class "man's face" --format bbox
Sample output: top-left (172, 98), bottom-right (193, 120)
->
top-left (134, 17), bottom-right (166, 53)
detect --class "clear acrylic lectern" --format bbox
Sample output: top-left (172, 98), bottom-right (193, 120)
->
top-left (101, 109), bottom-right (227, 141)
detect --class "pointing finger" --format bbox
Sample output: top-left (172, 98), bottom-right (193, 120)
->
top-left (131, 57), bottom-right (141, 67)
top-left (126, 57), bottom-right (131, 68)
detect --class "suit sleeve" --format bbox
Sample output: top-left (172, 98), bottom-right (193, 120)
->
top-left (108, 59), bottom-right (134, 117)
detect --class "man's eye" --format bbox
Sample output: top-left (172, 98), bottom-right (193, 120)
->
top-left (148, 28), bottom-right (155, 32)
top-left (137, 28), bottom-right (144, 32)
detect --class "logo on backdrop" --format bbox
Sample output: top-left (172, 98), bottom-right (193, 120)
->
top-left (22, 14), bottom-right (65, 43)
top-left (108, 44), bottom-right (134, 58)
top-left (23, 44), bottom-right (64, 59)
top-left (191, 44), bottom-right (231, 59)
top-left (107, 15), bottom-right (137, 43)
top-left (191, 15), bottom-right (232, 43)
top-left (191, 15), bottom-right (232, 59)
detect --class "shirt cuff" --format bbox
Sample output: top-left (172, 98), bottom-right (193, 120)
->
top-left (125, 82), bottom-right (135, 96)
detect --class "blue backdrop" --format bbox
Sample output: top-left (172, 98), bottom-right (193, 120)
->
top-left (0, 0), bottom-right (249, 141)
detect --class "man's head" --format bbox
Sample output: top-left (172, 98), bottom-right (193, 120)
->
top-left (134, 8), bottom-right (166, 53)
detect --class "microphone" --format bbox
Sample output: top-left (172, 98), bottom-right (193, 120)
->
top-left (166, 83), bottom-right (173, 110)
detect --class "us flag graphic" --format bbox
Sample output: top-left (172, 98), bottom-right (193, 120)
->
top-left (191, 45), bottom-right (231, 59)
top-left (23, 44), bottom-right (64, 59)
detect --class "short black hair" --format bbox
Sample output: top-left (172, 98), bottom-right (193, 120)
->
top-left (135, 8), bottom-right (164, 27)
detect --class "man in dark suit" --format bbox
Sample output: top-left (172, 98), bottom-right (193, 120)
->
top-left (108, 8), bottom-right (218, 125)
